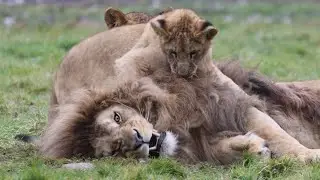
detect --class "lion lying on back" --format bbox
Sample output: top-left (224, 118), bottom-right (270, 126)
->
top-left (100, 8), bottom-right (320, 163)
top-left (37, 75), bottom-right (272, 164)
top-left (38, 7), bottom-right (320, 164)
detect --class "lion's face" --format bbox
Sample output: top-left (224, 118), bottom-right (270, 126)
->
top-left (92, 102), bottom-right (178, 161)
top-left (150, 9), bottom-right (218, 78)
top-left (92, 104), bottom-right (154, 160)
top-left (160, 37), bottom-right (210, 78)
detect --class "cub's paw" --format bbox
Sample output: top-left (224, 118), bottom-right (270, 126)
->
top-left (135, 77), bottom-right (173, 101)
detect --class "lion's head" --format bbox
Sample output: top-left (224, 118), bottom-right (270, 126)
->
top-left (92, 103), bottom-right (153, 159)
top-left (40, 80), bottom-right (178, 161)
top-left (150, 9), bottom-right (218, 78)
top-left (104, 7), bottom-right (174, 29)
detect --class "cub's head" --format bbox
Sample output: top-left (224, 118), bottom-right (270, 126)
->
top-left (104, 7), bottom-right (173, 29)
top-left (40, 81), bottom-right (177, 161)
top-left (150, 9), bottom-right (218, 77)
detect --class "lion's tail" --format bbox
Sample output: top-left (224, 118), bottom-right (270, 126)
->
top-left (15, 134), bottom-right (39, 144)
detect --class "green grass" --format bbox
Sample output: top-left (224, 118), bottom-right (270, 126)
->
top-left (0, 2), bottom-right (319, 179)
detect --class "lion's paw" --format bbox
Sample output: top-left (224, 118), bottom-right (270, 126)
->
top-left (245, 132), bottom-right (271, 159)
top-left (298, 149), bottom-right (320, 164)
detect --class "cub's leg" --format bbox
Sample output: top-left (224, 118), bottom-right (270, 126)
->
top-left (213, 131), bottom-right (271, 165)
top-left (211, 63), bottom-right (320, 163)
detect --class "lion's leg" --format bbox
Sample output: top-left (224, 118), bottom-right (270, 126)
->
top-left (211, 63), bottom-right (320, 163)
top-left (246, 107), bottom-right (320, 163)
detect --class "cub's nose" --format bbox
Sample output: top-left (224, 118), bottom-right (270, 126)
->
top-left (177, 63), bottom-right (190, 77)
top-left (133, 129), bottom-right (144, 149)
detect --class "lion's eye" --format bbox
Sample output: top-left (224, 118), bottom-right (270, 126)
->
top-left (190, 51), bottom-right (198, 59)
top-left (113, 112), bottom-right (122, 123)
top-left (169, 50), bottom-right (177, 58)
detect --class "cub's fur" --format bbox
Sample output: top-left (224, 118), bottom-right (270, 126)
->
top-left (114, 9), bottom-right (218, 89)
top-left (150, 9), bottom-right (217, 77)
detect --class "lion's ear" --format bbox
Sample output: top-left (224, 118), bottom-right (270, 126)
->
top-left (196, 20), bottom-right (218, 41)
top-left (104, 7), bottom-right (128, 29)
top-left (150, 18), bottom-right (169, 38)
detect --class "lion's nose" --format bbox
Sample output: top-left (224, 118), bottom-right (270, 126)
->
top-left (177, 63), bottom-right (190, 77)
top-left (133, 129), bottom-right (144, 149)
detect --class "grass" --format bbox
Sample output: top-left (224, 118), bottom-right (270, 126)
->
top-left (0, 2), bottom-right (319, 179)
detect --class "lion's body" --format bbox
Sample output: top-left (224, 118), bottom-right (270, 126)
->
top-left (218, 61), bottom-right (320, 149)
top-left (50, 8), bottom-right (320, 164)
top-left (252, 80), bottom-right (320, 149)
top-left (45, 76), bottom-right (271, 164)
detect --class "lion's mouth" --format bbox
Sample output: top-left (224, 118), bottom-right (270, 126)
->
top-left (111, 131), bottom-right (166, 157)
top-left (112, 131), bottom-right (176, 161)
top-left (149, 131), bottom-right (167, 158)
top-left (170, 63), bottom-right (198, 79)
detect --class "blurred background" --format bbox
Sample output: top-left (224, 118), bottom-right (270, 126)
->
top-left (0, 1), bottom-right (319, 177)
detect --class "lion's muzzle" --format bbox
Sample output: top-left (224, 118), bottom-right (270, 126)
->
top-left (133, 129), bottom-right (149, 150)
top-left (172, 62), bottom-right (197, 78)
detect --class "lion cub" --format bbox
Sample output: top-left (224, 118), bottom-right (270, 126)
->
top-left (114, 9), bottom-right (218, 84)
top-left (149, 9), bottom-right (218, 77)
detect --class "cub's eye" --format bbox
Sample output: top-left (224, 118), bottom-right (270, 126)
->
top-left (169, 50), bottom-right (177, 58)
top-left (190, 51), bottom-right (198, 59)
top-left (113, 112), bottom-right (122, 123)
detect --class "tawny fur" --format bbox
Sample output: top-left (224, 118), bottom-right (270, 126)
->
top-left (42, 80), bottom-right (160, 158)
top-left (217, 61), bottom-right (320, 149)
top-left (51, 8), bottom-right (320, 163)
top-left (104, 7), bottom-right (173, 29)
top-left (42, 76), bottom-right (267, 164)
top-left (52, 8), bottom-right (215, 120)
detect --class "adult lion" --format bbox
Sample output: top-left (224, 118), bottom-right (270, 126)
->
top-left (38, 77), bottom-right (271, 164)
top-left (50, 8), bottom-right (320, 163)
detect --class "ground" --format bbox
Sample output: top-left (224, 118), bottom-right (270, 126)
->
top-left (0, 2), bottom-right (319, 179)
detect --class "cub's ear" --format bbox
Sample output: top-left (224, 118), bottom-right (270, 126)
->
top-left (150, 18), bottom-right (169, 37)
top-left (197, 20), bottom-right (218, 41)
top-left (104, 7), bottom-right (128, 29)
